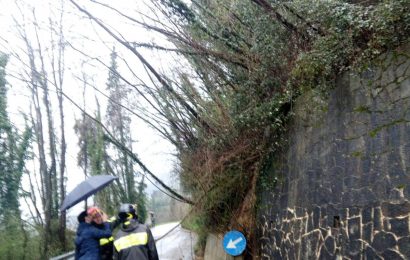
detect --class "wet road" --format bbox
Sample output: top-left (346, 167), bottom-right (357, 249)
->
top-left (152, 222), bottom-right (198, 260)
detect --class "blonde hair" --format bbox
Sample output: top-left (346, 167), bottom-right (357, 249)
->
top-left (87, 206), bottom-right (102, 218)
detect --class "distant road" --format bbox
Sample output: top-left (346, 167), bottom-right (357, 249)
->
top-left (152, 222), bottom-right (198, 260)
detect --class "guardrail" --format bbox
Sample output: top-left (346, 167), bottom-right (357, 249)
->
top-left (49, 250), bottom-right (75, 260)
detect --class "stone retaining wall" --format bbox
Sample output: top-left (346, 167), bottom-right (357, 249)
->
top-left (258, 44), bottom-right (410, 259)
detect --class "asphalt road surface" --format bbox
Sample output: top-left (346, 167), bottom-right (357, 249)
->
top-left (152, 222), bottom-right (198, 260)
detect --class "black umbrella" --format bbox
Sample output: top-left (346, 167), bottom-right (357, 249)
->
top-left (60, 175), bottom-right (118, 211)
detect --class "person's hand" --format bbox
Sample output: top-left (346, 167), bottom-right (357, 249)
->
top-left (85, 215), bottom-right (92, 224)
top-left (101, 211), bottom-right (108, 222)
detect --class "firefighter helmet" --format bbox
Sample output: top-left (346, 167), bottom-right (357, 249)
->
top-left (118, 203), bottom-right (137, 220)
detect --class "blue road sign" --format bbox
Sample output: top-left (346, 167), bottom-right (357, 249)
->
top-left (222, 230), bottom-right (246, 256)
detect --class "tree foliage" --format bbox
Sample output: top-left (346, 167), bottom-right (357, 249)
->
top-left (0, 53), bottom-right (41, 259)
top-left (144, 0), bottom-right (410, 243)
top-left (69, 1), bottom-right (409, 249)
top-left (105, 49), bottom-right (139, 205)
top-left (1, 0), bottom-right (408, 257)
top-left (136, 176), bottom-right (148, 223)
top-left (0, 53), bottom-right (32, 220)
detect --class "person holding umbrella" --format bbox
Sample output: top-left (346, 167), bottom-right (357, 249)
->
top-left (75, 206), bottom-right (112, 260)
top-left (61, 175), bottom-right (120, 259)
top-left (75, 210), bottom-right (88, 259)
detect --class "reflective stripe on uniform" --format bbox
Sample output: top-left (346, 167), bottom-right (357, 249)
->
top-left (114, 232), bottom-right (148, 251)
top-left (100, 236), bottom-right (114, 246)
top-left (107, 216), bottom-right (117, 222)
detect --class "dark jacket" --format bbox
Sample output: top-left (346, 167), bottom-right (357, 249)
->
top-left (95, 217), bottom-right (121, 260)
top-left (75, 222), bottom-right (112, 260)
top-left (113, 219), bottom-right (159, 260)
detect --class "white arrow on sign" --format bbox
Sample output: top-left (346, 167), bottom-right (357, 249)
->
top-left (226, 237), bottom-right (243, 249)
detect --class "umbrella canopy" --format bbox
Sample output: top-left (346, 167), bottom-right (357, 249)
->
top-left (60, 175), bottom-right (118, 211)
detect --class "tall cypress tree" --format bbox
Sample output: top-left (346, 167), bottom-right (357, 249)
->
top-left (74, 102), bottom-right (119, 213)
top-left (0, 54), bottom-right (31, 222)
top-left (136, 176), bottom-right (148, 223)
top-left (105, 48), bottom-right (138, 204)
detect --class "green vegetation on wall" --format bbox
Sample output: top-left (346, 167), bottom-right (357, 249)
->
top-left (156, 0), bottom-right (410, 247)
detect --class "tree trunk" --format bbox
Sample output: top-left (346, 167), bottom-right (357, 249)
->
top-left (52, 3), bottom-right (67, 249)
top-left (58, 97), bottom-right (66, 250)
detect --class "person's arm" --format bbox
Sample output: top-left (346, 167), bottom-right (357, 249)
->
top-left (106, 216), bottom-right (121, 230)
top-left (89, 225), bottom-right (112, 239)
top-left (146, 228), bottom-right (159, 260)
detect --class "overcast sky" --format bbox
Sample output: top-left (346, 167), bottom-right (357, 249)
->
top-left (0, 0), bottom-right (181, 218)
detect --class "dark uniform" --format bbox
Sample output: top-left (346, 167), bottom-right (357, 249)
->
top-left (97, 216), bottom-right (120, 260)
top-left (99, 236), bottom-right (114, 260)
top-left (113, 204), bottom-right (159, 260)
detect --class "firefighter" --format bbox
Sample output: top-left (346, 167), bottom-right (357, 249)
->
top-left (91, 211), bottom-right (120, 260)
top-left (113, 204), bottom-right (159, 260)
